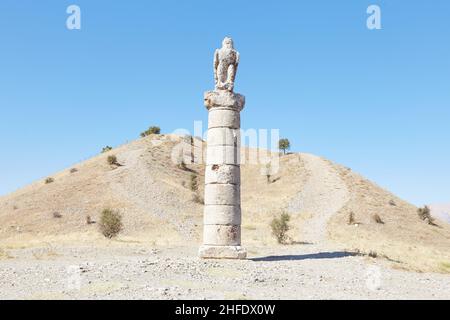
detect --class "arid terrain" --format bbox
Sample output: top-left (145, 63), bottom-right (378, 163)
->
top-left (431, 204), bottom-right (450, 224)
top-left (1, 134), bottom-right (449, 299)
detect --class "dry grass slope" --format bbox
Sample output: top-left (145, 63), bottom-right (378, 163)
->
top-left (0, 134), bottom-right (449, 273)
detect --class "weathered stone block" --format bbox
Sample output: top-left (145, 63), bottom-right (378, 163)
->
top-left (204, 205), bottom-right (241, 225)
top-left (207, 127), bottom-right (240, 147)
top-left (203, 224), bottom-right (241, 246)
top-left (208, 109), bottom-right (240, 129)
top-left (204, 184), bottom-right (240, 205)
top-left (205, 164), bottom-right (240, 185)
top-left (204, 90), bottom-right (245, 111)
top-left (206, 145), bottom-right (240, 165)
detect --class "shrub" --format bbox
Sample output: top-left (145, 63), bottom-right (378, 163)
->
top-left (141, 126), bottom-right (161, 137)
top-left (70, 168), bottom-right (78, 174)
top-left (264, 163), bottom-right (272, 183)
top-left (99, 209), bottom-right (123, 238)
top-left (52, 212), bottom-right (62, 218)
top-left (178, 160), bottom-right (187, 171)
top-left (107, 155), bottom-right (118, 166)
top-left (190, 174), bottom-right (198, 192)
top-left (102, 146), bottom-right (113, 153)
top-left (418, 206), bottom-right (436, 226)
top-left (45, 177), bottom-right (54, 184)
top-left (372, 214), bottom-right (384, 224)
top-left (270, 212), bottom-right (291, 244)
top-left (278, 138), bottom-right (291, 155)
top-left (86, 215), bottom-right (95, 225)
top-left (192, 193), bottom-right (204, 204)
top-left (389, 199), bottom-right (396, 206)
top-left (347, 212), bottom-right (355, 225)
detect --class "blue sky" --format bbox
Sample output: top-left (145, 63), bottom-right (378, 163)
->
top-left (0, 0), bottom-right (449, 206)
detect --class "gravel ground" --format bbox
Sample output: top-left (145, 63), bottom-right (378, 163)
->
top-left (1, 244), bottom-right (449, 300)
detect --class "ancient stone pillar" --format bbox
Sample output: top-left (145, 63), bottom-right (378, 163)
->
top-left (199, 37), bottom-right (247, 259)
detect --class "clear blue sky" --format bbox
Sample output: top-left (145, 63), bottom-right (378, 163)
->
top-left (0, 0), bottom-right (449, 206)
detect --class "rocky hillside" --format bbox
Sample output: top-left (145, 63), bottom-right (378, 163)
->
top-left (1, 134), bottom-right (449, 272)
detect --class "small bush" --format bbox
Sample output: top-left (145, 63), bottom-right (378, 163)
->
top-left (141, 126), bottom-right (161, 137)
top-left (192, 193), bottom-right (204, 204)
top-left (86, 215), bottom-right (95, 225)
top-left (45, 177), bottom-right (54, 184)
top-left (107, 155), bottom-right (118, 166)
top-left (347, 212), bottom-right (355, 225)
top-left (190, 174), bottom-right (198, 192)
top-left (372, 214), bottom-right (384, 224)
top-left (102, 146), bottom-right (113, 153)
top-left (52, 212), bottom-right (62, 219)
top-left (99, 209), bottom-right (123, 238)
top-left (389, 199), bottom-right (396, 206)
top-left (70, 168), bottom-right (78, 174)
top-left (418, 205), bottom-right (436, 226)
top-left (178, 160), bottom-right (187, 171)
top-left (270, 212), bottom-right (291, 244)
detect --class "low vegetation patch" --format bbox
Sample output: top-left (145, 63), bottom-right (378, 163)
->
top-left (86, 215), bottom-right (95, 225)
top-left (140, 126), bottom-right (161, 137)
top-left (418, 205), bottom-right (437, 226)
top-left (107, 155), bottom-right (121, 166)
top-left (45, 177), bottom-right (54, 184)
top-left (52, 212), bottom-right (62, 219)
top-left (347, 212), bottom-right (356, 225)
top-left (190, 173), bottom-right (199, 192)
top-left (178, 160), bottom-right (187, 171)
top-left (439, 262), bottom-right (450, 273)
top-left (192, 193), bottom-right (204, 204)
top-left (70, 168), bottom-right (78, 174)
top-left (101, 146), bottom-right (113, 153)
top-left (99, 209), bottom-right (123, 238)
top-left (372, 214), bottom-right (384, 224)
top-left (270, 212), bottom-right (291, 244)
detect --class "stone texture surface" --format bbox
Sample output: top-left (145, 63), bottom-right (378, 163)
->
top-left (207, 127), bottom-right (239, 147)
top-left (204, 205), bottom-right (241, 225)
top-left (208, 108), bottom-right (240, 129)
top-left (202, 224), bottom-right (241, 246)
top-left (204, 184), bottom-right (240, 206)
top-left (206, 145), bottom-right (240, 165)
top-left (204, 91), bottom-right (245, 111)
top-left (205, 165), bottom-right (240, 185)
top-left (198, 245), bottom-right (247, 259)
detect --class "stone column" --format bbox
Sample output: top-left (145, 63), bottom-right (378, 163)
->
top-left (199, 90), bottom-right (247, 259)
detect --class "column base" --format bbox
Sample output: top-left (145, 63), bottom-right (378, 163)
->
top-left (199, 245), bottom-right (247, 260)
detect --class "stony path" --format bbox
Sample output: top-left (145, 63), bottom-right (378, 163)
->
top-left (288, 154), bottom-right (350, 244)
